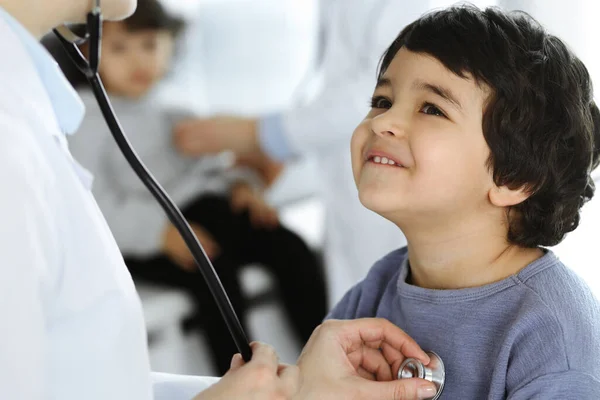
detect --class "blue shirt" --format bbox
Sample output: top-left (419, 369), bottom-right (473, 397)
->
top-left (328, 247), bottom-right (600, 399)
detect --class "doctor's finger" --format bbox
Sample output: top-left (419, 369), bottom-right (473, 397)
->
top-left (356, 378), bottom-right (437, 400)
top-left (278, 363), bottom-right (301, 396)
top-left (229, 353), bottom-right (245, 371)
top-left (339, 319), bottom-right (430, 364)
top-left (362, 347), bottom-right (394, 381)
top-left (381, 342), bottom-right (407, 368)
top-left (248, 341), bottom-right (280, 374)
top-left (356, 366), bottom-right (376, 381)
top-left (347, 347), bottom-right (393, 381)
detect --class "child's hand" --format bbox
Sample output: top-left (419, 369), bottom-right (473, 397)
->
top-left (231, 184), bottom-right (279, 229)
top-left (162, 223), bottom-right (221, 271)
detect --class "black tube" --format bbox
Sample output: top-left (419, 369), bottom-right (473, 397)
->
top-left (87, 75), bottom-right (252, 362)
top-left (53, 23), bottom-right (252, 362)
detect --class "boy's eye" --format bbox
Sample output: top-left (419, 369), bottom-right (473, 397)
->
top-left (420, 102), bottom-right (447, 118)
top-left (370, 96), bottom-right (392, 109)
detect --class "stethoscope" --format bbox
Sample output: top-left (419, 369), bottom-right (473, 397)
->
top-left (53, 1), bottom-right (445, 397)
top-left (53, 1), bottom-right (254, 361)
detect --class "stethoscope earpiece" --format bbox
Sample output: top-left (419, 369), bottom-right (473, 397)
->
top-left (398, 351), bottom-right (445, 400)
top-left (53, 0), bottom-right (101, 78)
top-left (54, 24), bottom-right (89, 44)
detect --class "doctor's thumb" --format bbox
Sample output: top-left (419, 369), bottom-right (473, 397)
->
top-left (363, 378), bottom-right (437, 400)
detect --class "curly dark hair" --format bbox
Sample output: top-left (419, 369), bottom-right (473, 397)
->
top-left (378, 5), bottom-right (600, 248)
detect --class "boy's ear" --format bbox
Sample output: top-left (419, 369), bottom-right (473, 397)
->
top-left (488, 184), bottom-right (532, 207)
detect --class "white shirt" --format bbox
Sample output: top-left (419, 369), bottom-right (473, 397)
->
top-left (0, 8), bottom-right (217, 399)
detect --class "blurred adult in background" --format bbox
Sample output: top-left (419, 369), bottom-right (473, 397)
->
top-left (173, 0), bottom-right (434, 306)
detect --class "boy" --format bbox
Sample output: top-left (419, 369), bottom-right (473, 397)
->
top-left (68, 0), bottom-right (327, 375)
top-left (329, 5), bottom-right (600, 398)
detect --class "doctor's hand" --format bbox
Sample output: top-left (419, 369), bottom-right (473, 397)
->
top-left (192, 342), bottom-right (299, 400)
top-left (294, 318), bottom-right (437, 400)
top-left (173, 116), bottom-right (259, 157)
top-left (162, 223), bottom-right (221, 271)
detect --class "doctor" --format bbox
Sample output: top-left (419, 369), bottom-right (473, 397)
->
top-left (174, 0), bottom-right (434, 305)
top-left (0, 0), bottom-right (436, 399)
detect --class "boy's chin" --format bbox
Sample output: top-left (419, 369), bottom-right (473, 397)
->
top-left (358, 191), bottom-right (403, 217)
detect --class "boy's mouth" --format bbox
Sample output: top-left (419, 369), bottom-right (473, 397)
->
top-left (365, 151), bottom-right (405, 168)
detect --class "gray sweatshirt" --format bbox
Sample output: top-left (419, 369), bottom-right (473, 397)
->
top-left (328, 247), bottom-right (600, 399)
top-left (68, 90), bottom-right (256, 257)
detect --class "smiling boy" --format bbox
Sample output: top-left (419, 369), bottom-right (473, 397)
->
top-left (329, 5), bottom-right (600, 399)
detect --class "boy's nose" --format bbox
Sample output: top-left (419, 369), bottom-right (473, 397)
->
top-left (370, 112), bottom-right (406, 139)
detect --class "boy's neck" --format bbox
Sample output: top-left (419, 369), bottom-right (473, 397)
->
top-left (403, 218), bottom-right (544, 290)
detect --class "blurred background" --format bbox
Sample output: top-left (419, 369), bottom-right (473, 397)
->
top-left (46, 0), bottom-right (600, 377)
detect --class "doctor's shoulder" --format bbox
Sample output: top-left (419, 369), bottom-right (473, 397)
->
top-left (0, 109), bottom-right (55, 185)
top-left (502, 255), bottom-right (600, 394)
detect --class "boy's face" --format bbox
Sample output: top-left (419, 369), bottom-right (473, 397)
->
top-left (351, 48), bottom-right (494, 226)
top-left (99, 22), bottom-right (174, 99)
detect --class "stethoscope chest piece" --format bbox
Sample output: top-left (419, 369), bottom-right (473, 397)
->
top-left (397, 351), bottom-right (445, 400)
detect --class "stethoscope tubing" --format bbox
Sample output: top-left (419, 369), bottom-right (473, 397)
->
top-left (53, 1), bottom-right (252, 362)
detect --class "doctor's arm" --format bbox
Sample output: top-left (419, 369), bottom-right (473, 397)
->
top-left (0, 118), bottom-right (59, 399)
top-left (172, 1), bottom-right (423, 162)
top-left (172, 67), bottom-right (373, 162)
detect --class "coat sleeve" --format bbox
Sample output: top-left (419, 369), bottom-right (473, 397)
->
top-left (259, 0), bottom-right (431, 160)
top-left (151, 373), bottom-right (220, 400)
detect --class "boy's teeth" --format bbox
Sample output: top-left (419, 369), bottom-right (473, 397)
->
top-left (371, 155), bottom-right (399, 166)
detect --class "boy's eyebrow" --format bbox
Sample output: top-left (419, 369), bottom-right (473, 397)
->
top-left (412, 79), bottom-right (463, 111)
top-left (375, 77), bottom-right (392, 89)
top-left (376, 77), bottom-right (464, 112)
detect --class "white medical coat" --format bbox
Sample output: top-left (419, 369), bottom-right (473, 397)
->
top-left (0, 9), bottom-right (217, 400)
top-left (276, 0), bottom-right (433, 304)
